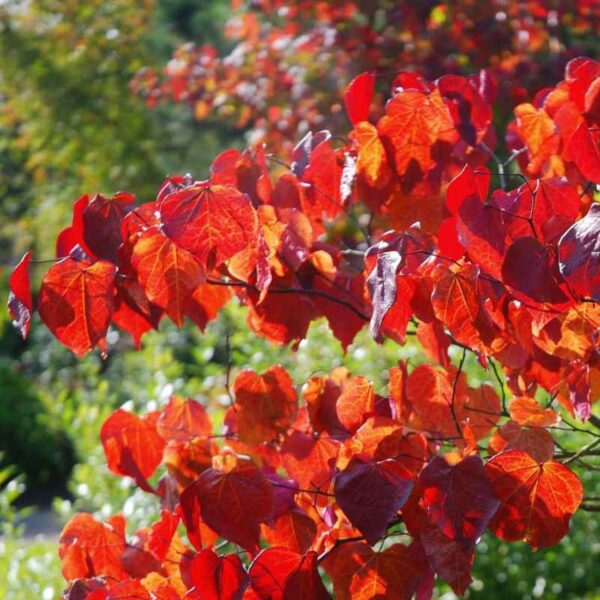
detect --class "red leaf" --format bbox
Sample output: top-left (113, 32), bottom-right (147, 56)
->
top-left (567, 122), bottom-right (600, 183)
top-left (378, 88), bottom-right (456, 182)
top-left (335, 376), bottom-right (375, 433)
top-left (246, 271), bottom-right (318, 347)
top-left (301, 141), bottom-right (344, 223)
top-left (324, 541), bottom-right (426, 600)
top-left (489, 421), bottom-right (554, 463)
top-left (159, 183), bottom-right (258, 271)
top-left (55, 194), bottom-right (89, 258)
top-left (431, 264), bottom-right (484, 351)
top-left (59, 513), bottom-right (127, 580)
top-left (438, 74), bottom-right (492, 146)
top-left (132, 228), bottom-right (204, 326)
top-left (233, 366), bottom-right (297, 445)
top-left (344, 72), bottom-right (376, 125)
top-left (406, 365), bottom-right (464, 438)
top-left (418, 455), bottom-right (499, 553)
top-left (446, 164), bottom-right (490, 216)
top-left (38, 257), bottom-right (116, 356)
top-left (558, 203), bottom-right (600, 300)
top-left (7, 251), bottom-right (32, 339)
top-left (281, 430), bottom-right (340, 490)
top-left (188, 548), bottom-right (248, 600)
top-left (334, 457), bottom-right (414, 544)
top-left (185, 283), bottom-right (232, 331)
top-left (262, 509), bottom-right (317, 555)
top-left (311, 270), bottom-right (368, 350)
top-left (81, 192), bottom-right (135, 263)
top-left (147, 509), bottom-right (180, 563)
top-left (485, 449), bottom-right (583, 548)
top-left (186, 465), bottom-right (274, 553)
top-left (158, 396), bottom-right (213, 442)
top-left (499, 178), bottom-right (581, 244)
top-left (418, 522), bottom-right (474, 596)
top-left (456, 193), bottom-right (508, 280)
top-left (437, 217), bottom-right (464, 260)
top-left (249, 548), bottom-right (329, 600)
top-left (416, 320), bottom-right (451, 369)
top-left (502, 237), bottom-right (570, 306)
top-left (100, 409), bottom-right (165, 493)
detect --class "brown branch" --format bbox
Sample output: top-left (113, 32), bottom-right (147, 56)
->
top-left (450, 348), bottom-right (468, 436)
top-left (206, 277), bottom-right (370, 321)
top-left (317, 535), bottom-right (365, 563)
top-left (488, 358), bottom-right (508, 415)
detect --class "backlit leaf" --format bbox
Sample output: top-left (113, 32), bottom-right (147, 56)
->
top-left (485, 449), bottom-right (583, 548)
top-left (38, 257), bottom-right (116, 356)
top-left (334, 457), bottom-right (414, 544)
top-left (101, 409), bottom-right (165, 493)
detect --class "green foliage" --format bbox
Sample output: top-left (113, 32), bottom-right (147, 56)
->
top-left (0, 365), bottom-right (75, 491)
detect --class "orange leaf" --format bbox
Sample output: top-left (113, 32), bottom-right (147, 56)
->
top-left (431, 263), bottom-right (484, 351)
top-left (509, 396), bottom-right (560, 427)
top-left (378, 88), bottom-right (455, 179)
top-left (349, 122), bottom-right (391, 188)
top-left (514, 103), bottom-right (558, 174)
top-left (38, 257), bottom-right (116, 356)
top-left (489, 421), bottom-right (554, 463)
top-left (132, 228), bottom-right (203, 326)
top-left (485, 449), bottom-right (583, 548)
top-left (159, 184), bottom-right (258, 271)
top-left (335, 376), bottom-right (375, 433)
top-left (101, 409), bottom-right (165, 493)
top-left (262, 509), bottom-right (317, 554)
top-left (59, 513), bottom-right (127, 580)
top-left (233, 366), bottom-right (298, 445)
top-left (158, 396), bottom-right (213, 442)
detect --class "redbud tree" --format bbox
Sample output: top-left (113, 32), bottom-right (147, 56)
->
top-left (7, 2), bottom-right (600, 598)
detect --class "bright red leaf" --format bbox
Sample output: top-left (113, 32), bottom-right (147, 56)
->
top-left (485, 449), bottom-right (583, 548)
top-left (38, 257), bottom-right (116, 356)
top-left (7, 251), bottom-right (32, 339)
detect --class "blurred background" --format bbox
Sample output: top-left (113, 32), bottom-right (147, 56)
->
top-left (0, 1), bottom-right (599, 598)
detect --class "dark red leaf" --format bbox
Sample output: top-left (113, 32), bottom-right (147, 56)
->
top-left (81, 192), bottom-right (135, 263)
top-left (334, 457), bottom-right (414, 545)
top-left (185, 465), bottom-right (274, 553)
top-left (558, 203), bottom-right (600, 300)
top-left (418, 455), bottom-right (499, 553)
top-left (7, 251), bottom-right (32, 339)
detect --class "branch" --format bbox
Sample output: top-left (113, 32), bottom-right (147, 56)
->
top-left (489, 358), bottom-right (508, 415)
top-left (206, 278), bottom-right (370, 322)
top-left (450, 348), bottom-right (468, 436)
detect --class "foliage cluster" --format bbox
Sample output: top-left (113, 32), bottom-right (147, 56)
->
top-left (132, 0), bottom-right (600, 153)
top-left (8, 47), bottom-right (600, 598)
top-left (3, 1), bottom-right (600, 599)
